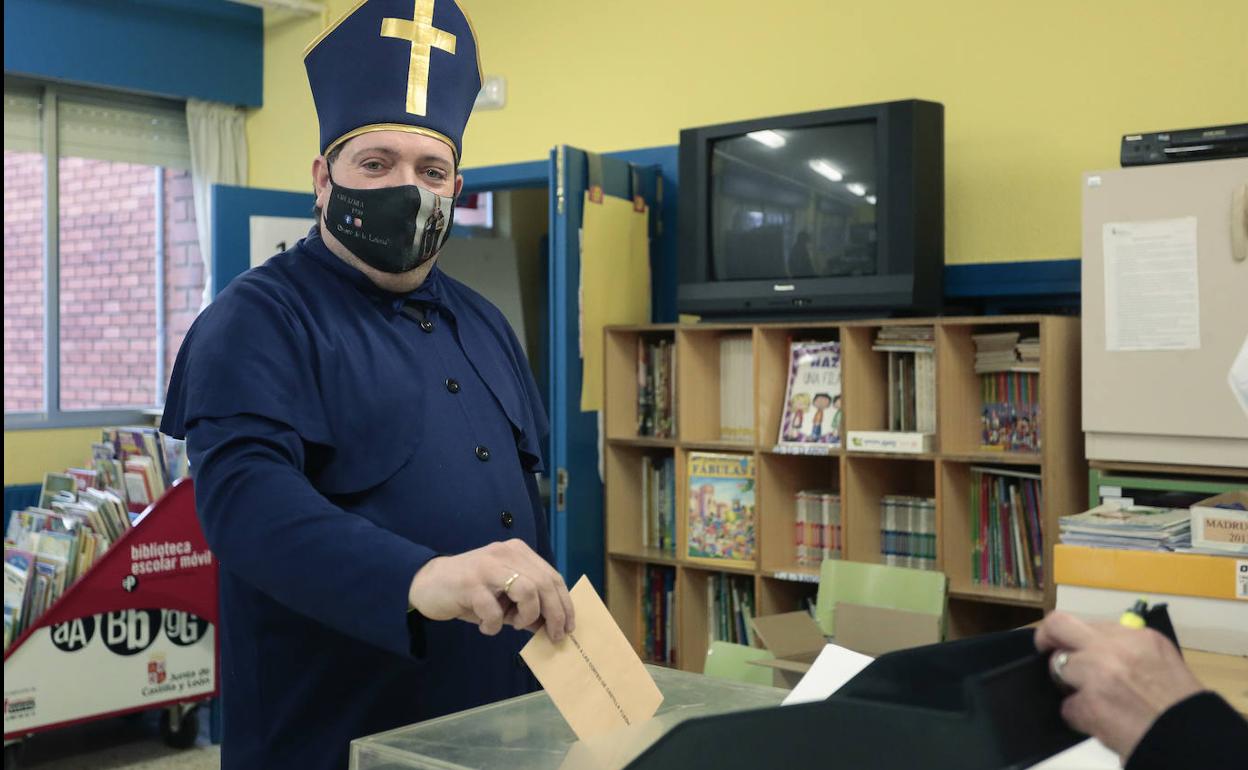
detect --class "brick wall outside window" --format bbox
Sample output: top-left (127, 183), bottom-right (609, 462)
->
top-left (3, 150), bottom-right (203, 413)
top-left (3, 151), bottom-right (45, 412)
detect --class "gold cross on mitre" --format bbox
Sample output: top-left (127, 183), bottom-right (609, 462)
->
top-left (381, 0), bottom-right (457, 116)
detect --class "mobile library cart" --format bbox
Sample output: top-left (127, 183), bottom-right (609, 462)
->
top-left (4, 480), bottom-right (218, 768)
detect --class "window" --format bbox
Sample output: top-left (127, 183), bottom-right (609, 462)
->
top-left (3, 80), bottom-right (203, 427)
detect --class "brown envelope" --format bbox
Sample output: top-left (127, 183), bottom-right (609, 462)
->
top-left (520, 575), bottom-right (663, 740)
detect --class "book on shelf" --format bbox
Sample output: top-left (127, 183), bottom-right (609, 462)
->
top-left (719, 333), bottom-right (753, 443)
top-left (636, 337), bottom-right (676, 438)
top-left (874, 326), bottom-right (936, 434)
top-left (974, 332), bottom-right (1041, 452)
top-left (969, 467), bottom-right (1045, 590)
top-left (847, 430), bottom-right (933, 454)
top-left (1059, 504), bottom-right (1191, 552)
top-left (642, 565), bottom-right (676, 665)
top-left (706, 572), bottom-right (755, 646)
top-left (686, 452), bottom-right (756, 567)
top-left (979, 372), bottom-right (1041, 452)
top-left (775, 340), bottom-right (842, 453)
top-left (873, 325), bottom-right (936, 350)
top-left (640, 454), bottom-right (677, 555)
top-left (795, 489), bottom-right (841, 566)
top-left (880, 495), bottom-right (937, 570)
top-left (972, 332), bottom-right (1040, 373)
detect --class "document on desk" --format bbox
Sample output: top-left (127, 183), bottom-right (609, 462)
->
top-left (521, 575), bottom-right (663, 740)
top-left (781, 643), bottom-right (874, 706)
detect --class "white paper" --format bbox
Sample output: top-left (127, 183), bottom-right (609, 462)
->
top-left (1103, 217), bottom-right (1201, 352)
top-left (1230, 335), bottom-right (1248, 419)
top-left (780, 643), bottom-right (874, 706)
top-left (249, 215), bottom-right (315, 268)
top-left (1025, 738), bottom-right (1120, 769)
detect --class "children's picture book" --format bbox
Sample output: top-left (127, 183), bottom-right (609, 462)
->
top-left (686, 452), bottom-right (756, 567)
top-left (38, 472), bottom-right (77, 509)
top-left (776, 340), bottom-right (842, 453)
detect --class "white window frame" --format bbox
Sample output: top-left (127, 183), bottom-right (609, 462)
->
top-left (4, 78), bottom-right (188, 430)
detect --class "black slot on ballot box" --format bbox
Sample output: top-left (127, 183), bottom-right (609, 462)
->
top-left (626, 607), bottom-right (1178, 770)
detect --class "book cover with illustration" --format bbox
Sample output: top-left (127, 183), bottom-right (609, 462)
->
top-left (776, 340), bottom-right (842, 453)
top-left (686, 452), bottom-right (756, 567)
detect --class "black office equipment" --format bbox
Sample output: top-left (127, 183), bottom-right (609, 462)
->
top-left (626, 606), bottom-right (1180, 770)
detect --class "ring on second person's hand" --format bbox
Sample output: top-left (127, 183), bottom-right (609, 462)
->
top-left (1050, 650), bottom-right (1071, 690)
top-left (502, 572), bottom-right (521, 597)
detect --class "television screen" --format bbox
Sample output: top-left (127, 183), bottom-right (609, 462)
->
top-left (709, 121), bottom-right (878, 282)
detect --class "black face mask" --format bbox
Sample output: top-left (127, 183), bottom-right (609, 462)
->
top-left (323, 170), bottom-right (455, 274)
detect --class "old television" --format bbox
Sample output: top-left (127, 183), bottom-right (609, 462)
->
top-left (678, 99), bottom-right (944, 319)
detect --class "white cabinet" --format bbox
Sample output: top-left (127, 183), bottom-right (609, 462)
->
top-left (1081, 158), bottom-right (1248, 468)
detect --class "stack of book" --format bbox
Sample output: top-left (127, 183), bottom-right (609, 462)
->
top-left (794, 489), bottom-right (841, 566)
top-left (875, 326), bottom-right (936, 352)
top-left (640, 454), bottom-right (677, 556)
top-left (973, 332), bottom-right (1038, 373)
top-left (719, 334), bottom-right (754, 443)
top-left (636, 337), bottom-right (675, 438)
top-left (974, 332), bottom-right (1041, 452)
top-left (879, 495), bottom-right (937, 570)
top-left (641, 565), bottom-right (676, 665)
top-left (1059, 504), bottom-right (1192, 551)
top-left (4, 427), bottom-right (188, 650)
top-left (970, 467), bottom-right (1045, 590)
top-left (707, 572), bottom-right (755, 646)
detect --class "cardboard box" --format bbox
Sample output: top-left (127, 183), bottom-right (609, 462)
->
top-left (748, 604), bottom-right (942, 689)
top-left (1191, 490), bottom-right (1248, 555)
top-left (833, 603), bottom-right (943, 656)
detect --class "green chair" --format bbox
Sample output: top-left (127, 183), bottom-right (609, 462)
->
top-left (813, 560), bottom-right (948, 638)
top-left (702, 641), bottom-right (775, 686)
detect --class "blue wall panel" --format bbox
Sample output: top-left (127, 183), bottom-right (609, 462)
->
top-left (212, 184), bottom-right (316, 295)
top-left (4, 0), bottom-right (262, 106)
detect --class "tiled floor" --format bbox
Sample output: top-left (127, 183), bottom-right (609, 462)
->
top-left (6, 708), bottom-right (218, 770)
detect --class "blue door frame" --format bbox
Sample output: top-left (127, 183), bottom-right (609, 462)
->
top-left (462, 147), bottom-right (679, 590)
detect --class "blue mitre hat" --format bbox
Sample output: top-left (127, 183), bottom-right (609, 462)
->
top-left (304, 0), bottom-right (482, 162)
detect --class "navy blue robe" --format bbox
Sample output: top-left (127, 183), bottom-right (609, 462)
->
top-left (161, 227), bottom-right (550, 769)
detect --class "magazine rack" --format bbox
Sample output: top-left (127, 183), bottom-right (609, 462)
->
top-left (3, 479), bottom-right (218, 762)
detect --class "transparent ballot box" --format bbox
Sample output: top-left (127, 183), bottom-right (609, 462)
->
top-left (350, 665), bottom-right (786, 770)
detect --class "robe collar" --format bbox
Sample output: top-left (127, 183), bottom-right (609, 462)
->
top-left (300, 226), bottom-right (447, 317)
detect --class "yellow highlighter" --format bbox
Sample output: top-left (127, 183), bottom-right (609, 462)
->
top-left (1119, 598), bottom-right (1149, 629)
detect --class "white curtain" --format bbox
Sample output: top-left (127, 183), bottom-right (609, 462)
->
top-left (186, 99), bottom-right (248, 310)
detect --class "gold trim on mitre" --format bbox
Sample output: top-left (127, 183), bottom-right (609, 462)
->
top-left (303, 0), bottom-right (368, 58)
top-left (324, 123), bottom-right (460, 163)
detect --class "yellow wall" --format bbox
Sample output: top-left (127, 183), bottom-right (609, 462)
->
top-left (247, 0), bottom-right (1246, 265)
top-left (3, 428), bottom-right (102, 486)
top-left (7, 1), bottom-right (1244, 482)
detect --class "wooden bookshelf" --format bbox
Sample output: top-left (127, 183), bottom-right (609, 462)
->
top-left (602, 315), bottom-right (1084, 673)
